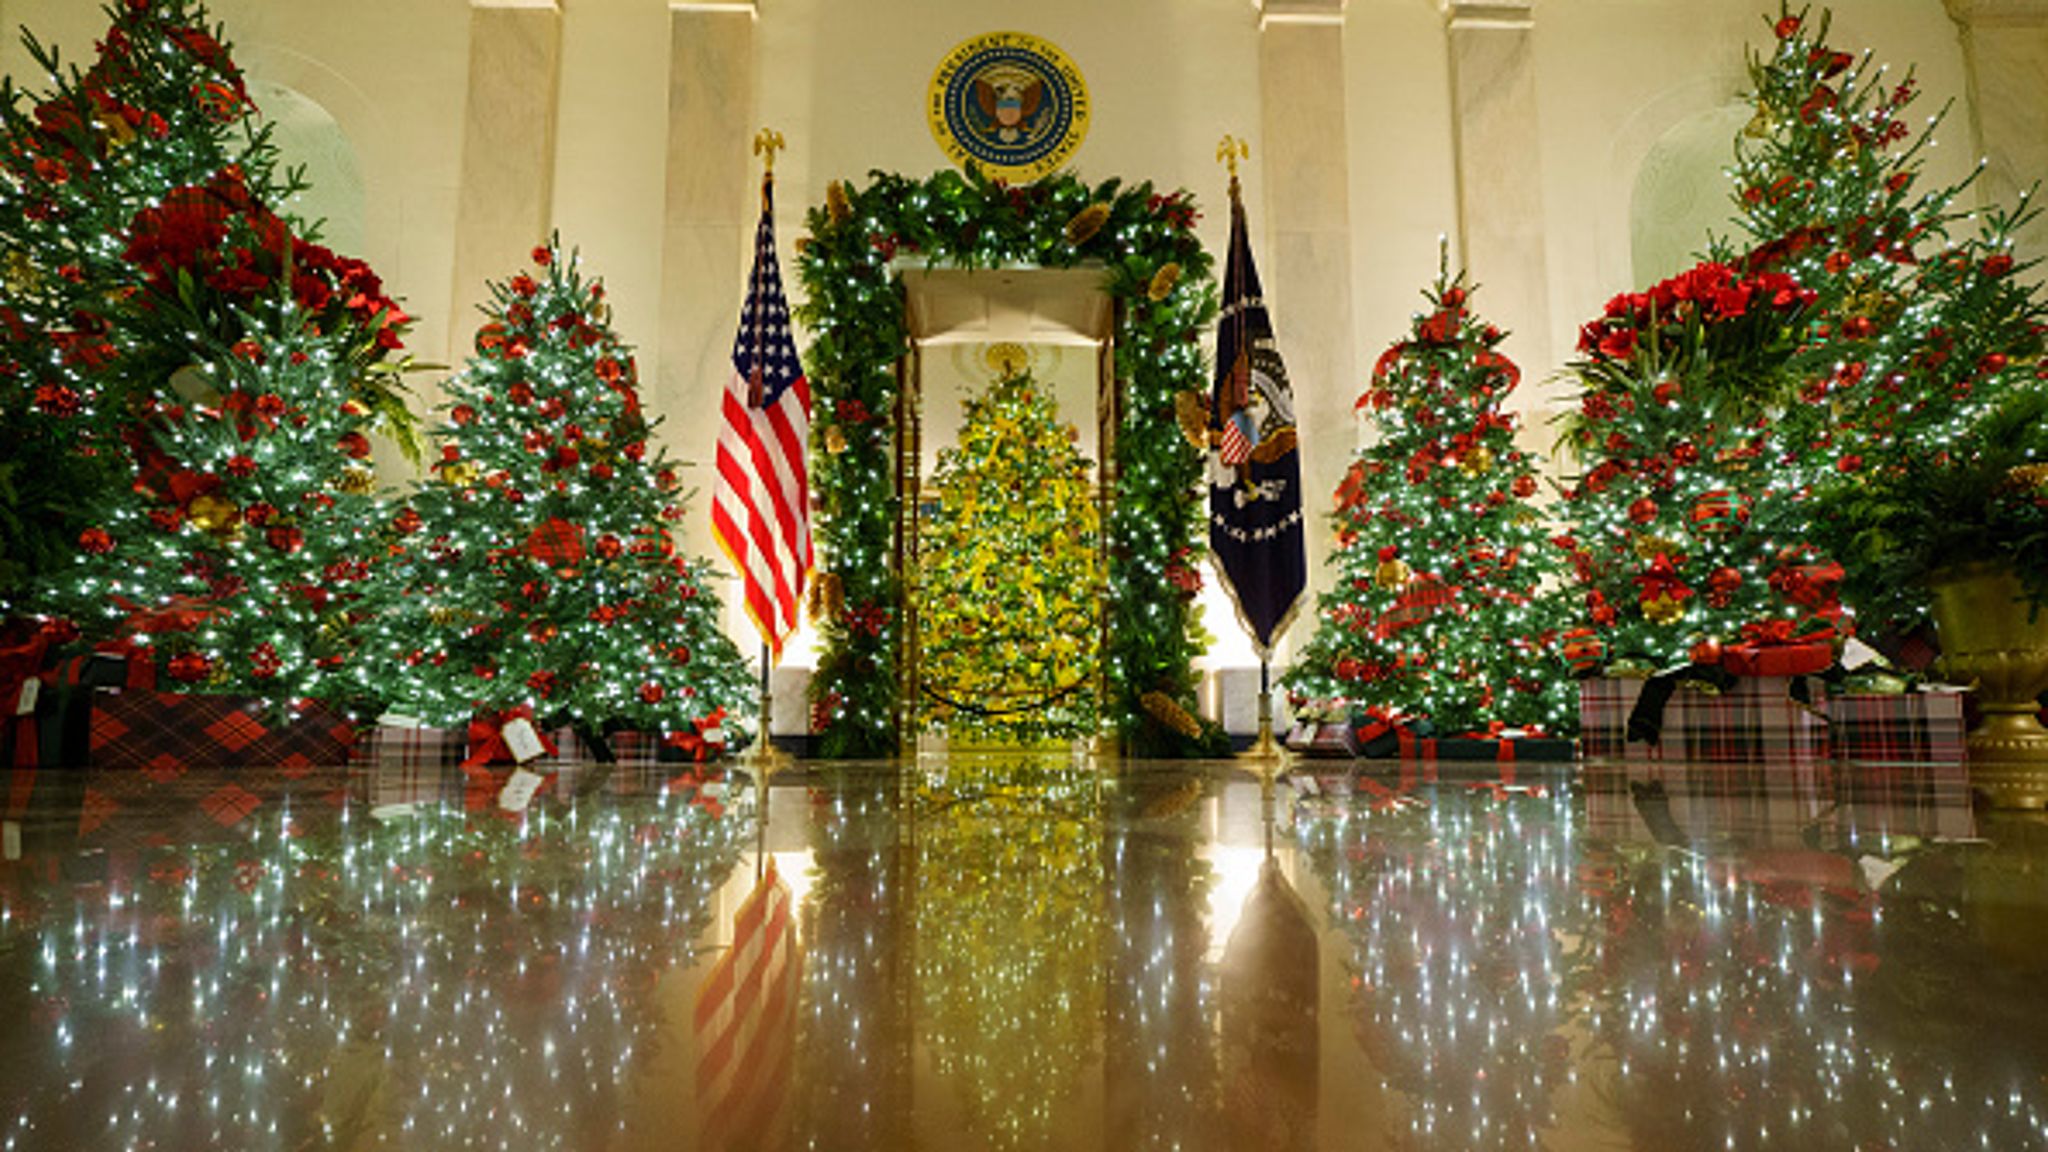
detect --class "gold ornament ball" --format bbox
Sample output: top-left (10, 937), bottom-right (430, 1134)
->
top-left (441, 461), bottom-right (480, 488)
top-left (1374, 557), bottom-right (1413, 591)
top-left (188, 493), bottom-right (241, 536)
top-left (334, 467), bottom-right (376, 495)
top-left (825, 424), bottom-right (849, 455)
top-left (1458, 446), bottom-right (1495, 476)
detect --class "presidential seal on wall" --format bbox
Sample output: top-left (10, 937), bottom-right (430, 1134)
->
top-left (928, 32), bottom-right (1089, 184)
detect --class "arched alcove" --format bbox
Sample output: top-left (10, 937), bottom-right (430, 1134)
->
top-left (248, 79), bottom-right (367, 258)
top-left (1629, 103), bottom-right (1751, 283)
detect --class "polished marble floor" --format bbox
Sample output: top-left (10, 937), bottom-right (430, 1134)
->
top-left (1, 753), bottom-right (2044, 1151)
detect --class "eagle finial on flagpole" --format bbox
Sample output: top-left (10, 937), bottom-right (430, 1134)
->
top-left (753, 127), bottom-right (784, 209)
top-left (1216, 134), bottom-right (1249, 201)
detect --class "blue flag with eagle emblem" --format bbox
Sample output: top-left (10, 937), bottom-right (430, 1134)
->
top-left (1207, 179), bottom-right (1306, 658)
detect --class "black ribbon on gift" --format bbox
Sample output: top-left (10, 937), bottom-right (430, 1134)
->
top-left (1627, 662), bottom-right (1823, 746)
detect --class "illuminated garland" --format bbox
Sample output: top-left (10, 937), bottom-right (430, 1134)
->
top-left (795, 167), bottom-right (1217, 758)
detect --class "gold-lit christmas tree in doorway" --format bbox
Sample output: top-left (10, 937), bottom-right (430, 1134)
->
top-left (920, 351), bottom-right (1102, 745)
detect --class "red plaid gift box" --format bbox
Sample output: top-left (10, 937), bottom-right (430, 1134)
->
top-left (88, 690), bottom-right (355, 775)
top-left (351, 724), bottom-right (464, 808)
top-left (1580, 676), bottom-right (1831, 774)
top-left (1828, 691), bottom-right (1969, 809)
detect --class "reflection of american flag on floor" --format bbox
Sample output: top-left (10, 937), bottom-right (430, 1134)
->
top-left (694, 862), bottom-right (799, 1151)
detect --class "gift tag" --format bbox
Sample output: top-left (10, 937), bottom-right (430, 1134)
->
top-left (2, 820), bottom-right (19, 861)
top-left (699, 725), bottom-right (725, 748)
top-left (370, 802), bottom-right (419, 823)
top-left (1840, 637), bottom-right (1885, 672)
top-left (15, 678), bottom-right (38, 716)
top-left (498, 767), bottom-right (546, 813)
top-left (502, 717), bottom-right (546, 764)
top-left (377, 711), bottom-right (425, 729)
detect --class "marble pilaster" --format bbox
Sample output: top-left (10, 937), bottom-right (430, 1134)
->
top-left (1441, 0), bottom-right (1553, 431)
top-left (1258, 0), bottom-right (1358, 653)
top-left (447, 0), bottom-right (563, 355)
top-left (659, 3), bottom-right (755, 569)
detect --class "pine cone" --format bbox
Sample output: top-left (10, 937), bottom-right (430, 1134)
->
top-left (1064, 202), bottom-right (1111, 247)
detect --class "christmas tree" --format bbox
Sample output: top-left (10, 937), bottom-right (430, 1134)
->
top-left (368, 240), bottom-right (750, 740)
top-left (918, 367), bottom-right (1102, 744)
top-left (6, 1), bottom-right (418, 704)
top-left (1730, 5), bottom-right (2048, 629)
top-left (1559, 253), bottom-right (1821, 672)
top-left (1285, 268), bottom-right (1574, 735)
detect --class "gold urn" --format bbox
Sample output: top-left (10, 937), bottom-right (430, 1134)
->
top-left (1930, 563), bottom-right (2048, 809)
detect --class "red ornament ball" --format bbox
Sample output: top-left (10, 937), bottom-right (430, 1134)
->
top-left (167, 652), bottom-right (211, 683)
top-left (1512, 474), bottom-right (1538, 499)
top-left (79, 527), bottom-right (114, 555)
top-left (1627, 497), bottom-right (1659, 525)
top-left (1687, 489), bottom-right (1754, 537)
top-left (639, 682), bottom-right (665, 704)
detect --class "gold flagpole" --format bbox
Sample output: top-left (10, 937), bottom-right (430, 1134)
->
top-left (1216, 134), bottom-right (1288, 771)
top-left (744, 127), bottom-right (794, 782)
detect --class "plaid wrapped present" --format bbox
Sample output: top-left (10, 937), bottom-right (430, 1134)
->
top-left (350, 724), bottom-right (465, 808)
top-left (1828, 691), bottom-right (1969, 810)
top-left (1284, 721), bottom-right (1359, 759)
top-left (1581, 676), bottom-right (1831, 774)
top-left (351, 724), bottom-right (464, 770)
top-left (88, 690), bottom-right (355, 775)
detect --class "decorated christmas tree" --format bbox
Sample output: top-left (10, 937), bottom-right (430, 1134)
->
top-left (1730, 5), bottom-right (2048, 630)
top-left (368, 241), bottom-right (750, 740)
top-left (1558, 254), bottom-right (1822, 672)
top-left (6, 1), bottom-right (417, 704)
top-left (0, 0), bottom-right (274, 594)
top-left (918, 366), bottom-right (1102, 744)
top-left (1285, 268), bottom-right (1574, 735)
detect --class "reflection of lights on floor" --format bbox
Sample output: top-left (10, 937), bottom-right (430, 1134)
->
top-left (1203, 845), bottom-right (1266, 962)
top-left (772, 851), bottom-right (816, 935)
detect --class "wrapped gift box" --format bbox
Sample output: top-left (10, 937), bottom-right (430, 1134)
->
top-left (350, 724), bottom-right (466, 808)
top-left (88, 689), bottom-right (355, 775)
top-left (1284, 721), bottom-right (1359, 759)
top-left (1827, 690), bottom-right (1969, 810)
top-left (1354, 722), bottom-right (1574, 765)
top-left (1581, 675), bottom-right (1831, 773)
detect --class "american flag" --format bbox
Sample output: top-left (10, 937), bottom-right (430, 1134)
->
top-left (713, 178), bottom-right (813, 657)
top-left (694, 862), bottom-right (799, 1150)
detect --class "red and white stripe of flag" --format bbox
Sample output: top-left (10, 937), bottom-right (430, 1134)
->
top-left (711, 373), bottom-right (812, 656)
top-left (694, 863), bottom-right (799, 1150)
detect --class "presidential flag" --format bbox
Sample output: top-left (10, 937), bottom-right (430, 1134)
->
top-left (1208, 180), bottom-right (1307, 657)
top-left (713, 176), bottom-right (813, 657)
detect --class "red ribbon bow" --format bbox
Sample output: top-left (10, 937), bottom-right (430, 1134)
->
top-left (463, 705), bottom-right (557, 767)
